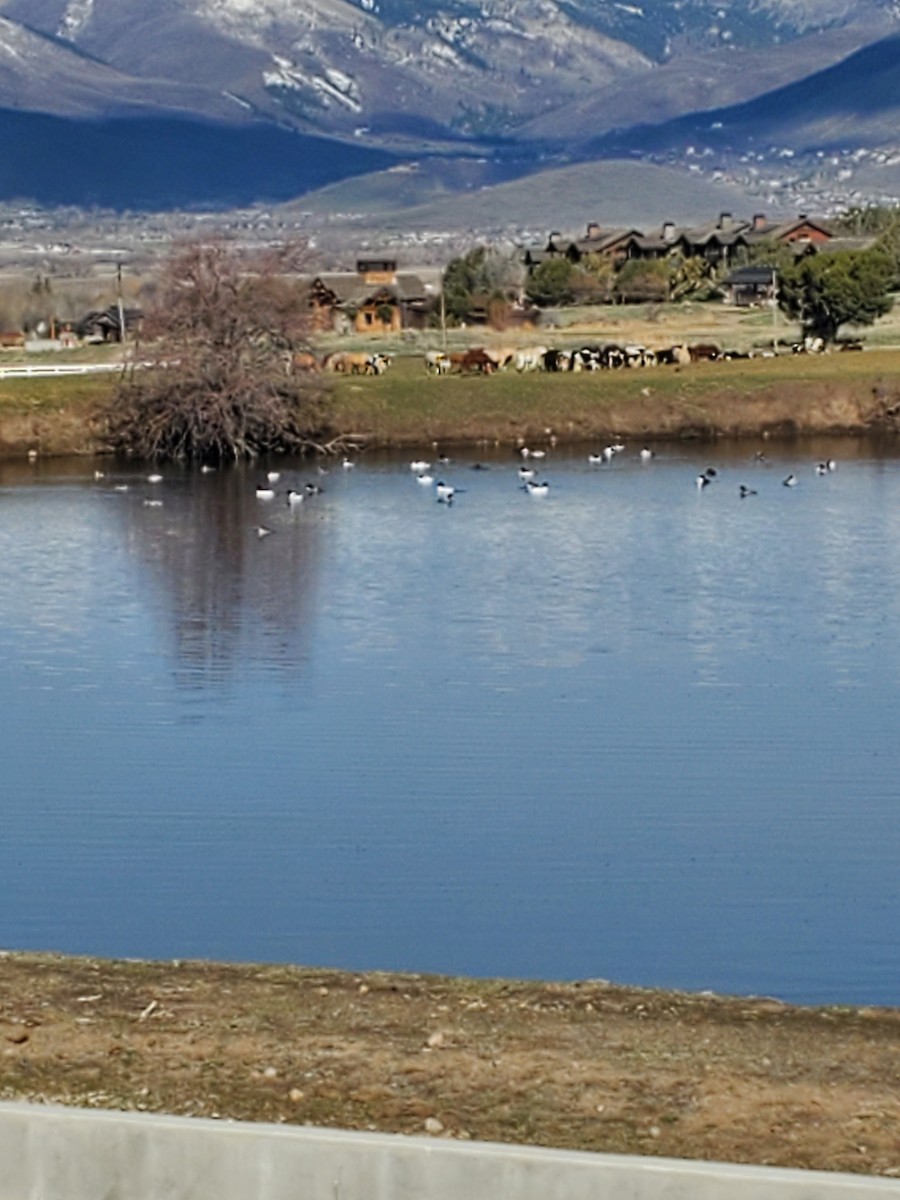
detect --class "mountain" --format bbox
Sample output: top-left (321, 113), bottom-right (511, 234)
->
top-left (0, 109), bottom-right (397, 209)
top-left (0, 1), bottom-right (898, 214)
top-left (578, 31), bottom-right (900, 158)
top-left (1, 0), bottom-right (897, 143)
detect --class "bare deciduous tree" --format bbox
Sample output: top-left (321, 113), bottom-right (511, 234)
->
top-left (100, 239), bottom-right (333, 463)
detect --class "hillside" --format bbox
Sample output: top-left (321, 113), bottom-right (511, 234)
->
top-left (289, 159), bottom-right (779, 237)
top-left (580, 31), bottom-right (900, 157)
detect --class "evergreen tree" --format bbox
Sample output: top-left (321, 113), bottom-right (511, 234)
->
top-left (778, 248), bottom-right (894, 343)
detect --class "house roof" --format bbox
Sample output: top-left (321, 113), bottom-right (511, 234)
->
top-left (306, 272), bottom-right (433, 306)
top-left (677, 220), bottom-right (751, 248)
top-left (811, 235), bottom-right (878, 255)
top-left (722, 266), bottom-right (777, 286)
top-left (745, 216), bottom-right (835, 242)
top-left (568, 228), bottom-right (641, 255)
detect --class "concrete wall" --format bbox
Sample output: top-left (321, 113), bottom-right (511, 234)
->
top-left (0, 1101), bottom-right (898, 1200)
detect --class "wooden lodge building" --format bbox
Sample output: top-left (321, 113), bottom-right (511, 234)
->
top-left (305, 259), bottom-right (438, 334)
top-left (525, 212), bottom-right (844, 275)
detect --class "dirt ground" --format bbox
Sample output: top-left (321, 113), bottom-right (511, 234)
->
top-left (1, 954), bottom-right (899, 1181)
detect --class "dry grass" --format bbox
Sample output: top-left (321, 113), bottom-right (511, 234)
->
top-left (1, 953), bottom-right (899, 1179)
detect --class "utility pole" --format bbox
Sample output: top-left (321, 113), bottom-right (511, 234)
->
top-left (116, 261), bottom-right (126, 347)
top-left (771, 267), bottom-right (778, 351)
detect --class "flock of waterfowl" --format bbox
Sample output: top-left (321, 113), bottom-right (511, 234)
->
top-left (81, 440), bottom-right (839, 538)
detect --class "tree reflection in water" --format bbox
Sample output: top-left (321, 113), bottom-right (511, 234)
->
top-left (112, 461), bottom-right (323, 685)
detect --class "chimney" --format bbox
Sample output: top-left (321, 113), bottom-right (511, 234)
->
top-left (662, 221), bottom-right (676, 242)
top-left (752, 212), bottom-right (767, 231)
top-left (718, 211), bottom-right (733, 231)
top-left (586, 222), bottom-right (601, 240)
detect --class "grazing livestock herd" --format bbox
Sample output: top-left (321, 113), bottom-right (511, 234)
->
top-left (423, 342), bottom-right (717, 374)
top-left (290, 336), bottom-right (863, 380)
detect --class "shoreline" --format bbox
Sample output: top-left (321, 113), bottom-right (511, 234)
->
top-left (3, 355), bottom-right (900, 460)
top-left (1, 951), bottom-right (898, 1179)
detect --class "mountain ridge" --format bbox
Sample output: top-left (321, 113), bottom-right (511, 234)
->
top-left (0, 1), bottom-right (898, 215)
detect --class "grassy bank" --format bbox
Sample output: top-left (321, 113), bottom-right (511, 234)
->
top-left (1, 952), bottom-right (898, 1179)
top-left (4, 353), bottom-right (900, 460)
top-left (331, 350), bottom-right (900, 448)
top-left (0, 373), bottom-right (115, 458)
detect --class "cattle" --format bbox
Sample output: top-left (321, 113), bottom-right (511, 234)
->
top-left (514, 345), bottom-right (548, 372)
top-left (322, 350), bottom-right (389, 375)
top-left (424, 349), bottom-right (451, 375)
top-left (368, 352), bottom-right (392, 375)
top-left (287, 350), bottom-right (319, 374)
top-left (450, 348), bottom-right (495, 374)
top-left (656, 344), bottom-right (692, 366)
top-left (574, 346), bottom-right (602, 370)
top-left (792, 336), bottom-right (825, 354)
top-left (623, 344), bottom-right (654, 367)
top-left (600, 343), bottom-right (626, 369)
top-left (543, 348), bottom-right (572, 372)
top-left (688, 343), bottom-right (720, 362)
top-left (483, 346), bottom-right (517, 371)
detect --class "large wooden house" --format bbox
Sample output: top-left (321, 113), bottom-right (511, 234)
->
top-left (305, 259), bottom-right (437, 334)
top-left (526, 213), bottom-right (840, 277)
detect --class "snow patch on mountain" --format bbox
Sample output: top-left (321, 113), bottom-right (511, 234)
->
top-left (58, 0), bottom-right (95, 38)
top-left (263, 53), bottom-right (363, 112)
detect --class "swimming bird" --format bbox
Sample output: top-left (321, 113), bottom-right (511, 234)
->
top-left (113, 484), bottom-right (130, 493)
top-left (304, 482), bottom-right (323, 496)
top-left (410, 460), bottom-right (431, 473)
top-left (342, 458), bottom-right (356, 470)
top-left (256, 525), bottom-right (273, 539)
top-left (739, 485), bottom-right (757, 498)
top-left (435, 481), bottom-right (456, 503)
top-left (525, 480), bottom-right (550, 497)
top-left (696, 473), bottom-right (711, 490)
top-left (147, 473), bottom-right (163, 484)
top-left (639, 447), bottom-right (655, 462)
top-left (587, 453), bottom-right (604, 466)
top-left (143, 498), bottom-right (163, 508)
top-left (93, 469), bottom-right (105, 480)
top-left (286, 489), bottom-right (305, 508)
top-left (704, 467), bottom-right (718, 478)
top-left (783, 474), bottom-right (798, 488)
top-left (267, 470), bottom-right (281, 483)
top-left (416, 473), bottom-right (435, 486)
top-left (256, 483), bottom-right (276, 500)
top-left (200, 464), bottom-right (216, 474)
top-left (519, 465), bottom-right (536, 483)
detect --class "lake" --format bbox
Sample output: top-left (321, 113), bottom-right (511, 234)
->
top-left (1, 437), bottom-right (898, 1006)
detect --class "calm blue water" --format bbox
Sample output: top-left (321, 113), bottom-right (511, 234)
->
top-left (1, 439), bottom-right (898, 1006)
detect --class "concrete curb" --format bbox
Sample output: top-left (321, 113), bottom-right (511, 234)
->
top-left (0, 1101), bottom-right (898, 1199)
